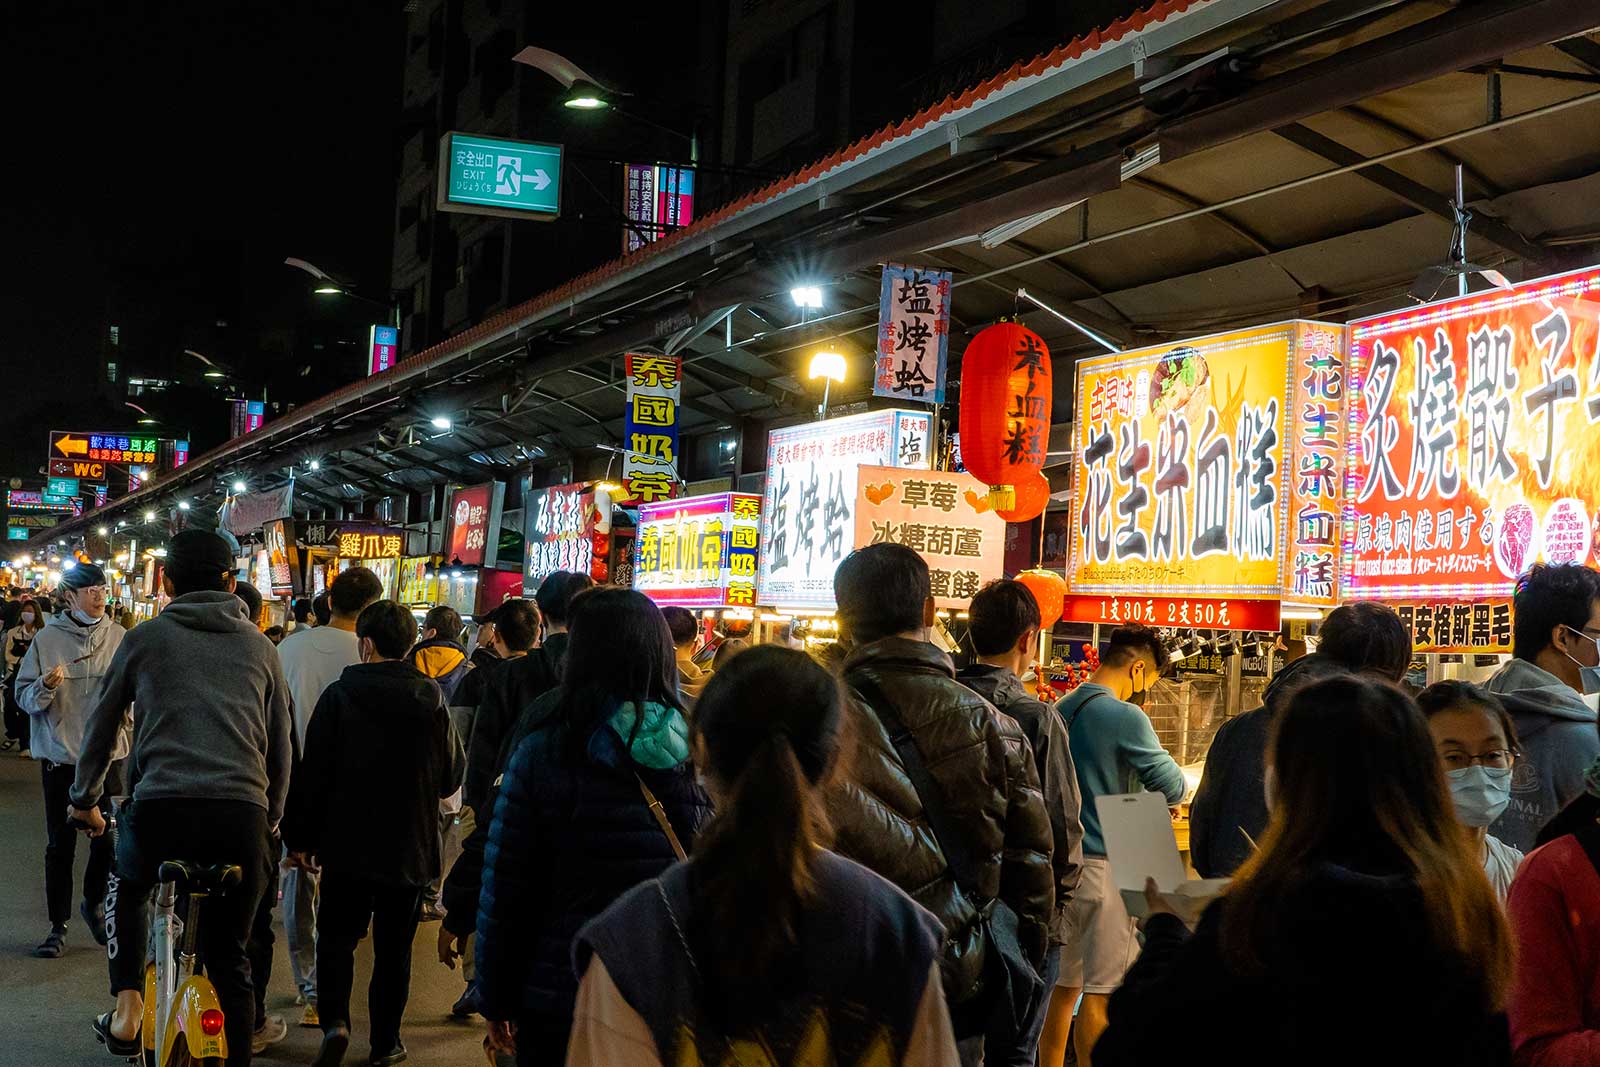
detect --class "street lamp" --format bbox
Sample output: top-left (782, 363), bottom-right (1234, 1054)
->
top-left (285, 257), bottom-right (400, 328)
top-left (232, 480), bottom-right (247, 494)
top-left (513, 46), bottom-right (697, 163)
top-left (809, 350), bottom-right (847, 419)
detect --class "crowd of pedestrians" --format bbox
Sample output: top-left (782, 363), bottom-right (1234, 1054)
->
top-left (8, 531), bottom-right (1600, 1065)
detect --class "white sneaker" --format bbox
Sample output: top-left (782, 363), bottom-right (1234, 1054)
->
top-left (252, 1014), bottom-right (289, 1053)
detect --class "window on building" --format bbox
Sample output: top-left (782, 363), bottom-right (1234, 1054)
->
top-left (108, 325), bottom-right (120, 346)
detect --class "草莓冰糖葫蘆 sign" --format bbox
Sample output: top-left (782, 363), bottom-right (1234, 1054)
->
top-left (438, 132), bottom-right (561, 221)
top-left (1345, 266), bottom-right (1600, 600)
top-left (853, 466), bottom-right (1002, 606)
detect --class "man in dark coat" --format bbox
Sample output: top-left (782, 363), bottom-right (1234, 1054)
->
top-left (824, 545), bottom-right (1055, 1067)
top-left (956, 578), bottom-right (1084, 1067)
top-left (284, 601), bottom-right (465, 1067)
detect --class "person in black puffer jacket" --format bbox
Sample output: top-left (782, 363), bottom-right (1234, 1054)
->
top-left (825, 546), bottom-right (1055, 1065)
top-left (474, 588), bottom-right (710, 1065)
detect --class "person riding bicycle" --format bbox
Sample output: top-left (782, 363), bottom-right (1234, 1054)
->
top-left (68, 529), bottom-right (294, 1067)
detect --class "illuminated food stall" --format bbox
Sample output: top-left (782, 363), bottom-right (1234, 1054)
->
top-left (853, 463), bottom-right (1005, 610)
top-left (634, 492), bottom-right (761, 611)
top-left (757, 408), bottom-right (933, 616)
top-left (1344, 265), bottom-right (1600, 681)
top-left (523, 482), bottom-right (612, 594)
top-left (1063, 320), bottom-right (1349, 768)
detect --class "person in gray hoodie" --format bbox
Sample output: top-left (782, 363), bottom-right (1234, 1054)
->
top-left (15, 563), bottom-right (129, 958)
top-left (68, 529), bottom-right (294, 1067)
top-left (1487, 562), bottom-right (1600, 853)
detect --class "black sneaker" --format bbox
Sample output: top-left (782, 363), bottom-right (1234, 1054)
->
top-left (34, 925), bottom-right (67, 958)
top-left (370, 1040), bottom-right (407, 1066)
top-left (313, 1026), bottom-right (350, 1067)
top-left (81, 900), bottom-right (108, 946)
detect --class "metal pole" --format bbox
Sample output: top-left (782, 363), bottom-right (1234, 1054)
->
top-left (1017, 289), bottom-right (1123, 354)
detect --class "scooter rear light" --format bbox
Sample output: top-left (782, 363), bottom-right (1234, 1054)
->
top-left (200, 1009), bottom-right (225, 1036)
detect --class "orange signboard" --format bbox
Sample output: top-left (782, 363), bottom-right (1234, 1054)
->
top-left (853, 465), bottom-right (1005, 607)
top-left (1068, 321), bottom-right (1345, 605)
top-left (1345, 266), bottom-right (1600, 599)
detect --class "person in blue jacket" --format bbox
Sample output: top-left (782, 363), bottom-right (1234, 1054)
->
top-left (1053, 623), bottom-right (1185, 1065)
top-left (473, 588), bottom-right (711, 1066)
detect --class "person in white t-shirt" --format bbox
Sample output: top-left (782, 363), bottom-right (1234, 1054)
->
top-left (275, 567), bottom-right (385, 1025)
top-left (1419, 680), bottom-right (1525, 901)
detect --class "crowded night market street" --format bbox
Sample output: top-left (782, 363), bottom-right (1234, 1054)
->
top-left (3, 1), bottom-right (1600, 1065)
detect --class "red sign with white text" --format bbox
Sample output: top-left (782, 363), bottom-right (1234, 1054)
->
top-left (1345, 266), bottom-right (1600, 600)
top-left (446, 484), bottom-right (500, 568)
top-left (1061, 593), bottom-right (1282, 632)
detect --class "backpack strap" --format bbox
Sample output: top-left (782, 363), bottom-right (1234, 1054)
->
top-left (850, 672), bottom-right (983, 895)
top-left (1061, 688), bottom-right (1113, 733)
top-left (1573, 818), bottom-right (1600, 879)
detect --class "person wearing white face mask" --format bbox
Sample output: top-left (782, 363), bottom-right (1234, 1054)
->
top-left (3, 598), bottom-right (47, 754)
top-left (1419, 682), bottom-right (1523, 901)
top-left (15, 566), bottom-right (129, 958)
top-left (1482, 563), bottom-right (1600, 854)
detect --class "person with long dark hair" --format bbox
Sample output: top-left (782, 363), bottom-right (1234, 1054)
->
top-left (473, 588), bottom-right (710, 1064)
top-left (1094, 675), bottom-right (1513, 1066)
top-left (568, 644), bottom-right (958, 1066)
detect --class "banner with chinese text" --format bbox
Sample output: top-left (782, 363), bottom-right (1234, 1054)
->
top-left (758, 409), bottom-right (932, 609)
top-left (853, 466), bottom-right (1003, 607)
top-left (875, 265), bottom-right (952, 404)
top-left (635, 492), bottom-right (761, 608)
top-left (1387, 598), bottom-right (1514, 653)
top-left (623, 353), bottom-right (683, 504)
top-left (525, 482), bottom-right (599, 586)
top-left (446, 483), bottom-right (504, 568)
top-left (1068, 322), bottom-right (1340, 601)
top-left (1345, 266), bottom-right (1600, 600)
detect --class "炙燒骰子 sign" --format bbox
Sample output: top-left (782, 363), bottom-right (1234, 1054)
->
top-left (1069, 322), bottom-right (1342, 602)
top-left (635, 493), bottom-right (761, 608)
top-left (1345, 265), bottom-right (1600, 600)
top-left (853, 466), bottom-right (1002, 606)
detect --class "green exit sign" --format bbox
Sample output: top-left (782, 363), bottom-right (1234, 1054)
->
top-left (438, 132), bottom-right (561, 221)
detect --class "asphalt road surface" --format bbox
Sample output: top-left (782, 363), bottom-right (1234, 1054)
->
top-left (0, 750), bottom-right (491, 1065)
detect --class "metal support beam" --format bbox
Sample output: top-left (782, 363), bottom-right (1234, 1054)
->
top-left (1273, 123), bottom-right (1558, 270)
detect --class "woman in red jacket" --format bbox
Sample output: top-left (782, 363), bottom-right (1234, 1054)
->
top-left (1507, 769), bottom-right (1600, 1064)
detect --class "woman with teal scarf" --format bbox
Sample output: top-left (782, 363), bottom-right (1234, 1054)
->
top-left (473, 588), bottom-right (712, 1065)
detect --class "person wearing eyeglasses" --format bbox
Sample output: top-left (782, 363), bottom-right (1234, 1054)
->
top-left (1483, 563), bottom-right (1600, 854)
top-left (1418, 681), bottom-right (1522, 901)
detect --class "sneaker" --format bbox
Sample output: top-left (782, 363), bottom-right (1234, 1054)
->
top-left (369, 1040), bottom-right (407, 1066)
top-left (18, 748), bottom-right (30, 759)
top-left (418, 902), bottom-right (446, 923)
top-left (294, 992), bottom-right (306, 1007)
top-left (449, 986), bottom-right (478, 1020)
top-left (34, 925), bottom-right (67, 958)
top-left (2, 738), bottom-right (14, 751)
top-left (80, 900), bottom-right (108, 946)
top-left (302, 1001), bottom-right (321, 1028)
top-left (312, 1025), bottom-right (350, 1067)
top-left (252, 1014), bottom-right (288, 1053)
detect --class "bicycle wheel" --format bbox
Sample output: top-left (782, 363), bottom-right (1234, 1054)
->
top-left (164, 1047), bottom-right (223, 1067)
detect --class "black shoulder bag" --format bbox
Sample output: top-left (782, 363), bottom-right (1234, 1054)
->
top-left (853, 674), bottom-right (1044, 1048)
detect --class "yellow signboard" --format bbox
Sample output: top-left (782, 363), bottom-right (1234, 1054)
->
top-left (1068, 322), bottom-right (1342, 601)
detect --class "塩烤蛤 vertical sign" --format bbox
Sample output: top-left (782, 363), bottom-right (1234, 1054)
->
top-left (875, 264), bottom-right (952, 405)
top-left (1066, 321), bottom-right (1346, 628)
top-left (758, 409), bottom-right (932, 610)
top-left (634, 493), bottom-right (761, 608)
top-left (1344, 264), bottom-right (1600, 600)
top-left (368, 325), bottom-right (399, 376)
top-left (438, 132), bottom-right (561, 221)
top-left (623, 354), bottom-right (682, 504)
top-left (853, 466), bottom-right (1003, 606)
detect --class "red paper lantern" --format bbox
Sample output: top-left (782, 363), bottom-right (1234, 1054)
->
top-left (958, 321), bottom-right (1053, 496)
top-left (1015, 567), bottom-right (1066, 630)
top-left (997, 469), bottom-right (1052, 524)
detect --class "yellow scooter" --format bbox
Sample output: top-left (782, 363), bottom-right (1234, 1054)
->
top-left (137, 861), bottom-right (241, 1066)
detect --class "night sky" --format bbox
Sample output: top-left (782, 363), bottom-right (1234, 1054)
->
top-left (0, 2), bottom-right (401, 478)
